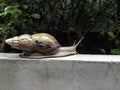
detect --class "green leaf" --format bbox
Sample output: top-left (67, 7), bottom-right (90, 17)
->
top-left (0, 2), bottom-right (6, 11)
top-left (7, 21), bottom-right (14, 26)
top-left (11, 29), bottom-right (17, 36)
top-left (4, 6), bottom-right (14, 13)
top-left (107, 32), bottom-right (116, 40)
top-left (22, 23), bottom-right (26, 29)
top-left (67, 27), bottom-right (76, 33)
top-left (0, 12), bottom-right (5, 16)
top-left (100, 31), bottom-right (105, 36)
top-left (115, 39), bottom-right (120, 46)
top-left (100, 49), bottom-right (106, 54)
top-left (58, 9), bottom-right (64, 15)
top-left (14, 9), bottom-right (22, 15)
top-left (23, 5), bottom-right (28, 9)
top-left (1, 5), bottom-right (22, 18)
top-left (111, 49), bottom-right (120, 55)
top-left (11, 9), bottom-right (22, 18)
top-left (31, 13), bottom-right (41, 19)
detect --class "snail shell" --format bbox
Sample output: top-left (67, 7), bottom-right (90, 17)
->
top-left (5, 33), bottom-right (84, 58)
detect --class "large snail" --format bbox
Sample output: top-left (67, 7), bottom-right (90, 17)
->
top-left (5, 33), bottom-right (84, 58)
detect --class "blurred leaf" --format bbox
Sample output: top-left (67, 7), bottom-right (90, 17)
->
top-left (0, 2), bottom-right (6, 11)
top-left (31, 13), bottom-right (41, 19)
top-left (100, 49), bottom-right (106, 54)
top-left (100, 31), bottom-right (105, 36)
top-left (23, 5), bottom-right (28, 9)
top-left (4, 6), bottom-right (13, 12)
top-left (111, 49), bottom-right (120, 55)
top-left (66, 27), bottom-right (76, 33)
top-left (107, 32), bottom-right (116, 40)
top-left (7, 21), bottom-right (14, 26)
top-left (11, 9), bottom-right (22, 18)
top-left (0, 5), bottom-right (22, 18)
top-left (115, 39), bottom-right (120, 46)
top-left (22, 23), bottom-right (26, 29)
top-left (11, 29), bottom-right (17, 36)
top-left (58, 9), bottom-right (64, 15)
top-left (0, 12), bottom-right (5, 17)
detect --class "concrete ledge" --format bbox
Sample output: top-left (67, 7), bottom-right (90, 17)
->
top-left (0, 53), bottom-right (120, 90)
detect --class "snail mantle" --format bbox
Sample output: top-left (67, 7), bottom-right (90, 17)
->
top-left (0, 53), bottom-right (120, 90)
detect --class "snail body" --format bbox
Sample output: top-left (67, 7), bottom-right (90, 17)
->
top-left (5, 33), bottom-right (84, 58)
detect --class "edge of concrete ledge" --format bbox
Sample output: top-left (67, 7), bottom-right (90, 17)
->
top-left (0, 53), bottom-right (120, 63)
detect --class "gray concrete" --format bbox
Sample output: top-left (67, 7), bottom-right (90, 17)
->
top-left (0, 53), bottom-right (120, 90)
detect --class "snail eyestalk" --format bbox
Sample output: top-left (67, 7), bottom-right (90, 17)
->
top-left (74, 37), bottom-right (84, 47)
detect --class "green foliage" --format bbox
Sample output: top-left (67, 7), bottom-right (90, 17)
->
top-left (31, 13), bottom-right (41, 19)
top-left (0, 0), bottom-right (119, 54)
top-left (0, 1), bottom-right (41, 51)
top-left (107, 32), bottom-right (116, 40)
top-left (22, 5), bottom-right (28, 9)
top-left (100, 49), bottom-right (106, 54)
top-left (111, 49), bottom-right (120, 55)
top-left (0, 6), bottom-right (22, 18)
top-left (100, 19), bottom-right (120, 54)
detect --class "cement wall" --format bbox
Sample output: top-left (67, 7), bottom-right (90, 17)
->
top-left (0, 53), bottom-right (120, 90)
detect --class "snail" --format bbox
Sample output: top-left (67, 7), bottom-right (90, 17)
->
top-left (5, 33), bottom-right (84, 59)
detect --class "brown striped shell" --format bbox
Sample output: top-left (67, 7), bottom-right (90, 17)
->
top-left (5, 33), bottom-right (61, 55)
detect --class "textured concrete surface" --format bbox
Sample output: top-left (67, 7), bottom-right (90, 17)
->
top-left (0, 53), bottom-right (120, 90)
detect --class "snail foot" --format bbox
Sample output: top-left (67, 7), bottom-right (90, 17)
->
top-left (19, 52), bottom-right (30, 58)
